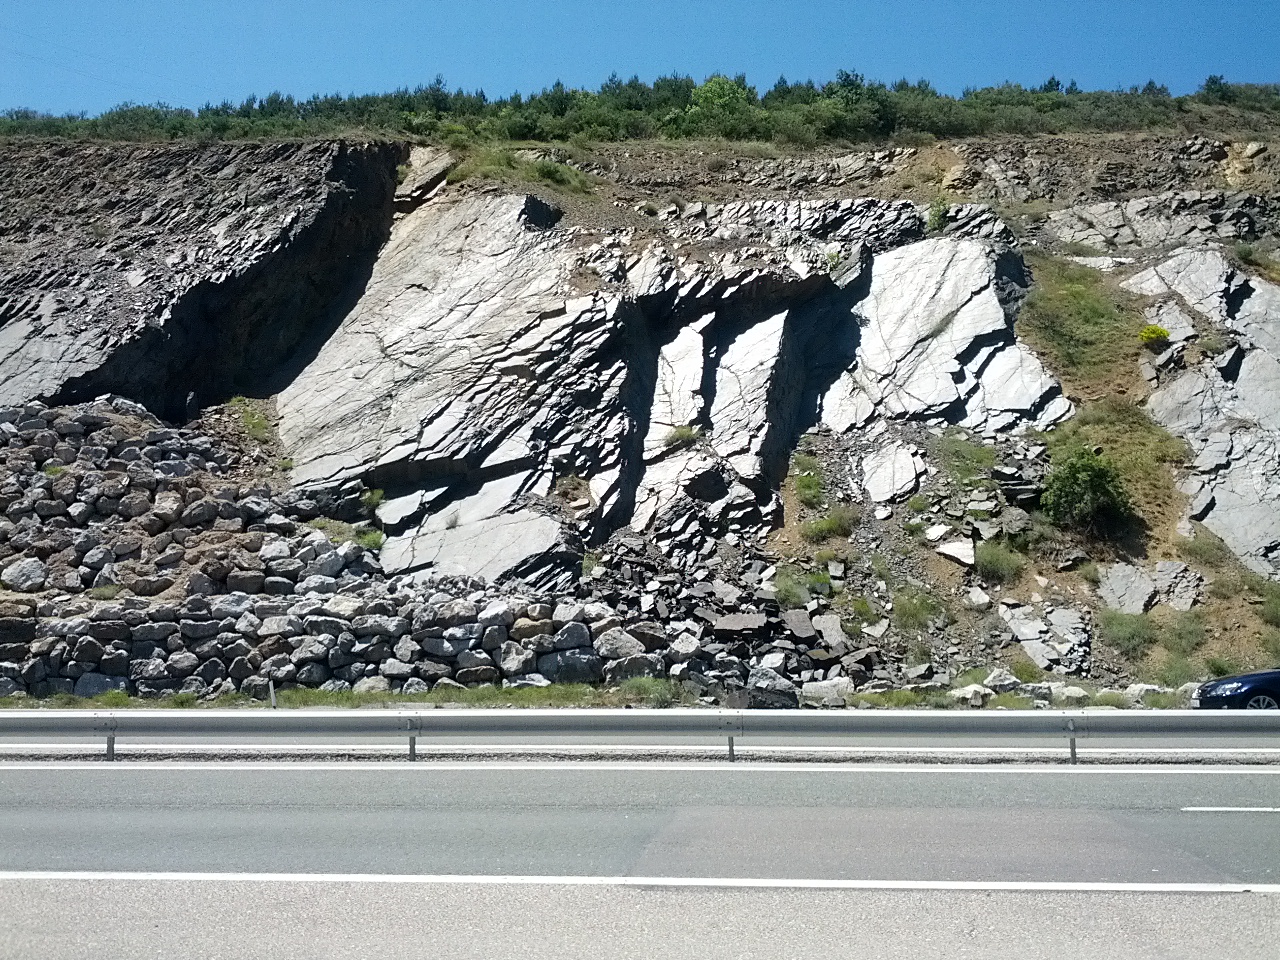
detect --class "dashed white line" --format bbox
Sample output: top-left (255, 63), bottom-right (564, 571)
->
top-left (1182, 807), bottom-right (1280, 812)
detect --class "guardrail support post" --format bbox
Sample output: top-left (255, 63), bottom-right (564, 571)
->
top-left (1067, 719), bottom-right (1078, 765)
top-left (106, 733), bottom-right (115, 762)
top-left (268, 680), bottom-right (277, 709)
top-left (727, 735), bottom-right (735, 762)
top-left (409, 735), bottom-right (417, 762)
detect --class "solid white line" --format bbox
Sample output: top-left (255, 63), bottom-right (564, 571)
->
top-left (0, 871), bottom-right (1275, 893)
top-left (4, 760), bottom-right (1280, 773)
top-left (1182, 807), bottom-right (1280, 812)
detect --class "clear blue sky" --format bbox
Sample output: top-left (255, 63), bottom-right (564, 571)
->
top-left (2, 0), bottom-right (1277, 115)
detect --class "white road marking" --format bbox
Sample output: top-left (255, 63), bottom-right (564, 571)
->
top-left (1182, 807), bottom-right (1280, 812)
top-left (0, 871), bottom-right (1276, 893)
top-left (3, 760), bottom-right (1280, 773)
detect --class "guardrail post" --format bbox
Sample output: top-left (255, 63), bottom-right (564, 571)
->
top-left (103, 716), bottom-right (117, 762)
top-left (727, 735), bottom-right (736, 762)
top-left (268, 680), bottom-right (277, 709)
top-left (407, 718), bottom-right (419, 762)
top-left (1067, 719), bottom-right (1077, 765)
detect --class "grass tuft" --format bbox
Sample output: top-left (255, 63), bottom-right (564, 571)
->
top-left (1098, 610), bottom-right (1158, 658)
top-left (662, 424), bottom-right (701, 451)
top-left (893, 588), bottom-right (940, 631)
top-left (229, 396), bottom-right (272, 444)
top-left (973, 541), bottom-right (1025, 584)
top-left (800, 504), bottom-right (860, 542)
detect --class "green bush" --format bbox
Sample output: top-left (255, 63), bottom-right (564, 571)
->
top-left (800, 504), bottom-right (860, 542)
top-left (1098, 610), bottom-right (1158, 658)
top-left (1041, 449), bottom-right (1132, 530)
top-left (1139, 324), bottom-right (1170, 350)
top-left (1261, 596), bottom-right (1280, 628)
top-left (906, 494), bottom-right (930, 513)
top-left (973, 541), bottom-right (1025, 584)
top-left (1090, 691), bottom-right (1130, 708)
top-left (926, 195), bottom-right (949, 233)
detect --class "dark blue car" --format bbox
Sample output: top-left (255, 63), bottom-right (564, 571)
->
top-left (1193, 669), bottom-right (1280, 709)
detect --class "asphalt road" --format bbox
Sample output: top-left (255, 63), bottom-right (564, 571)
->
top-left (2, 880), bottom-right (1277, 960)
top-left (0, 763), bottom-right (1277, 880)
top-left (0, 763), bottom-right (1277, 959)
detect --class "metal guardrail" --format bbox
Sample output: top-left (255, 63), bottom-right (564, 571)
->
top-left (1, 708), bottom-right (1277, 762)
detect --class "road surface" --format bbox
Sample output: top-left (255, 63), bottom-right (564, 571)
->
top-left (0, 762), bottom-right (1276, 958)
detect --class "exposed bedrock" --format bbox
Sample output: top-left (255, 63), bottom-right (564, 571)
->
top-left (0, 140), bottom-right (405, 420)
top-left (278, 190), bottom-right (1069, 587)
top-left (1131, 247), bottom-right (1280, 574)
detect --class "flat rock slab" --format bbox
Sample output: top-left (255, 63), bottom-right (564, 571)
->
top-left (862, 443), bottom-right (924, 502)
top-left (936, 540), bottom-right (975, 566)
top-left (1098, 563), bottom-right (1157, 614)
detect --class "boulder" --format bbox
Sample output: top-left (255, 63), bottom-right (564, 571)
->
top-left (536, 649), bottom-right (604, 684)
top-left (745, 666), bottom-right (798, 709)
top-left (603, 654), bottom-right (665, 684)
top-left (593, 627), bottom-right (646, 660)
top-left (1, 558), bottom-right (47, 593)
top-left (1098, 563), bottom-right (1156, 614)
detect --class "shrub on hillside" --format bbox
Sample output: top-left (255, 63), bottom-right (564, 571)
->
top-left (1041, 449), bottom-right (1132, 531)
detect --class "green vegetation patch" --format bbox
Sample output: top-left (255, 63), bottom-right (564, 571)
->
top-left (773, 566), bottom-right (810, 609)
top-left (935, 431), bottom-right (996, 483)
top-left (892, 588), bottom-right (940, 631)
top-left (973, 541), bottom-right (1025, 584)
top-left (448, 147), bottom-right (593, 193)
top-left (1018, 253), bottom-right (1145, 388)
top-left (229, 396), bottom-right (273, 444)
top-left (662, 424), bottom-right (702, 451)
top-left (1176, 529), bottom-right (1235, 569)
top-left (1098, 609), bottom-right (1159, 658)
top-left (800, 504), bottom-right (860, 542)
top-left (8, 76), bottom-right (1280, 145)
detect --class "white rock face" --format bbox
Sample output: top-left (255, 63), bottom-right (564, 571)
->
top-left (272, 191), bottom-right (1069, 585)
top-left (1138, 248), bottom-right (1280, 575)
top-left (821, 239), bottom-right (1071, 434)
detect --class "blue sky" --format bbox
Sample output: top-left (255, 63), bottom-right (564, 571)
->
top-left (2, 0), bottom-right (1277, 115)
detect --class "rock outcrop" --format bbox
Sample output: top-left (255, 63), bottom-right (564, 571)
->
top-left (0, 140), bottom-right (403, 420)
top-left (1126, 248), bottom-right (1280, 574)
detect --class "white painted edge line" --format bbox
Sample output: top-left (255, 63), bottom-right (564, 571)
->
top-left (0, 872), bottom-right (1276, 893)
top-left (6, 760), bottom-right (1280, 773)
top-left (1182, 807), bottom-right (1280, 812)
